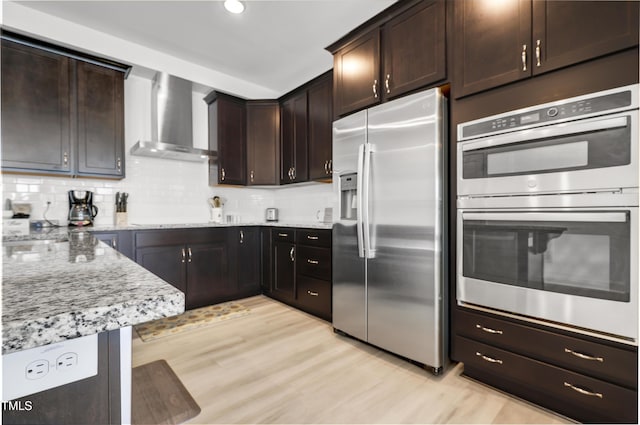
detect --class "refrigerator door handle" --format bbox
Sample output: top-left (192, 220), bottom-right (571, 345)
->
top-left (356, 143), bottom-right (366, 258)
top-left (362, 143), bottom-right (374, 259)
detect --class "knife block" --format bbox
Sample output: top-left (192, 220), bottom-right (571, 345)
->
top-left (115, 212), bottom-right (128, 226)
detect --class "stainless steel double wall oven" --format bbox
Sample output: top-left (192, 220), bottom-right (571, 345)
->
top-left (456, 84), bottom-right (639, 343)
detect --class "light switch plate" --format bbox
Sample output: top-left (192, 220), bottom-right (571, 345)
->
top-left (2, 334), bottom-right (98, 401)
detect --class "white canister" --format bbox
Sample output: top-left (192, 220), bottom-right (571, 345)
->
top-left (210, 207), bottom-right (224, 223)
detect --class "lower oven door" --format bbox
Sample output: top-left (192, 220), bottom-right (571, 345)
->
top-left (457, 207), bottom-right (638, 342)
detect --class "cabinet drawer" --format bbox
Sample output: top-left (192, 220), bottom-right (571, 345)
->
top-left (455, 335), bottom-right (638, 424)
top-left (297, 246), bottom-right (331, 281)
top-left (135, 230), bottom-right (188, 247)
top-left (297, 229), bottom-right (331, 247)
top-left (456, 308), bottom-right (638, 389)
top-left (296, 276), bottom-right (331, 321)
top-left (273, 228), bottom-right (295, 242)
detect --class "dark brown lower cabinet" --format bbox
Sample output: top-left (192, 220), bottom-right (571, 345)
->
top-left (266, 227), bottom-right (332, 321)
top-left (136, 244), bottom-right (187, 293)
top-left (2, 330), bottom-right (121, 425)
top-left (91, 230), bottom-right (133, 259)
top-left (134, 228), bottom-right (230, 310)
top-left (273, 240), bottom-right (296, 301)
top-left (453, 307), bottom-right (638, 423)
top-left (228, 227), bottom-right (262, 299)
top-left (186, 241), bottom-right (230, 310)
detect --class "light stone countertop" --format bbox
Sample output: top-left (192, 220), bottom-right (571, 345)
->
top-left (2, 231), bottom-right (185, 354)
top-left (2, 221), bottom-right (332, 353)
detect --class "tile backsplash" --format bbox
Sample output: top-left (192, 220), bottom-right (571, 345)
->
top-left (1, 74), bottom-right (334, 226)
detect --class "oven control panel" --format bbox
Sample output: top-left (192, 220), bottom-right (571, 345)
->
top-left (459, 86), bottom-right (636, 140)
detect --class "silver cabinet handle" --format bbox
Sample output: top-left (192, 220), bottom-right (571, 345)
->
top-left (307, 235), bottom-right (319, 240)
top-left (564, 348), bottom-right (604, 363)
top-left (292, 167), bottom-right (296, 180)
top-left (307, 290), bottom-right (319, 297)
top-left (239, 230), bottom-right (244, 244)
top-left (289, 246), bottom-right (295, 262)
top-left (221, 167), bottom-right (226, 181)
top-left (328, 159), bottom-right (332, 174)
top-left (307, 259), bottom-right (319, 265)
top-left (288, 167), bottom-right (293, 180)
top-left (476, 324), bottom-right (503, 335)
top-left (324, 160), bottom-right (328, 174)
top-left (372, 79), bottom-right (378, 99)
top-left (535, 39), bottom-right (541, 67)
top-left (187, 247), bottom-right (192, 263)
top-left (278, 233), bottom-right (288, 237)
top-left (63, 152), bottom-right (69, 166)
top-left (181, 248), bottom-right (186, 263)
top-left (385, 74), bottom-right (391, 94)
top-left (250, 170), bottom-right (254, 183)
top-left (521, 44), bottom-right (527, 71)
top-left (563, 382), bottom-right (603, 399)
top-left (476, 352), bottom-right (503, 365)
top-left (117, 157), bottom-right (122, 173)
top-left (112, 239), bottom-right (117, 249)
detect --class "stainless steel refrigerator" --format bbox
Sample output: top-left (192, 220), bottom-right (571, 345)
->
top-left (332, 87), bottom-right (446, 374)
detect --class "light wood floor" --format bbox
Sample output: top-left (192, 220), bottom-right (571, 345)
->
top-left (132, 295), bottom-right (573, 424)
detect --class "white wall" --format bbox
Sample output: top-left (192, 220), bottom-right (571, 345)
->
top-left (1, 75), bottom-right (333, 226)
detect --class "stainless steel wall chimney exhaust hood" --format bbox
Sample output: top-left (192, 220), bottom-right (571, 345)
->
top-left (130, 73), bottom-right (217, 162)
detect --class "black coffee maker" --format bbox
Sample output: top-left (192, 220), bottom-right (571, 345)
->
top-left (68, 190), bottom-right (98, 226)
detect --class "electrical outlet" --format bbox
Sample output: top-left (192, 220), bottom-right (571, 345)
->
top-left (26, 360), bottom-right (49, 380)
top-left (56, 352), bottom-right (78, 370)
top-left (3, 334), bottom-right (98, 401)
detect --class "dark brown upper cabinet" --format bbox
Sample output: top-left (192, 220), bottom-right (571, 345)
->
top-left (328, 0), bottom-right (446, 118)
top-left (453, 0), bottom-right (639, 98)
top-left (332, 29), bottom-right (381, 117)
top-left (307, 72), bottom-right (333, 181)
top-left (382, 0), bottom-right (446, 101)
top-left (280, 90), bottom-right (308, 184)
top-left (246, 101), bottom-right (280, 185)
top-left (1, 37), bottom-right (127, 178)
top-left (205, 92), bottom-right (247, 186)
top-left (76, 61), bottom-right (125, 177)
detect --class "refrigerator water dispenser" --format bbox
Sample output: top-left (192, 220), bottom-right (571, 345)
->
top-left (340, 174), bottom-right (358, 220)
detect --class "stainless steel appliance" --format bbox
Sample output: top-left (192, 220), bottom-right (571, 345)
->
top-left (68, 190), bottom-right (98, 226)
top-left (265, 208), bottom-right (278, 222)
top-left (457, 84), bottom-right (639, 344)
top-left (332, 88), bottom-right (447, 373)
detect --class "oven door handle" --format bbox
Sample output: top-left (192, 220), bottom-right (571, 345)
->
top-left (462, 212), bottom-right (628, 223)
top-left (461, 115), bottom-right (629, 152)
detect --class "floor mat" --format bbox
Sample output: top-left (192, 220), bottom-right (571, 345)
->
top-left (135, 301), bottom-right (250, 342)
top-left (132, 359), bottom-right (201, 425)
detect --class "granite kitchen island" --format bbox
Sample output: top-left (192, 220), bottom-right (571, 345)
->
top-left (2, 229), bottom-right (184, 424)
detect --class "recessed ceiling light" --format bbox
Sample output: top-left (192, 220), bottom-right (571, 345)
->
top-left (224, 0), bottom-right (245, 14)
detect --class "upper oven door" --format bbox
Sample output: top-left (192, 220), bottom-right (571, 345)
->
top-left (458, 110), bottom-right (638, 196)
top-left (457, 207), bottom-right (638, 342)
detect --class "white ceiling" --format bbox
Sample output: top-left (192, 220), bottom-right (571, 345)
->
top-left (13, 0), bottom-right (396, 97)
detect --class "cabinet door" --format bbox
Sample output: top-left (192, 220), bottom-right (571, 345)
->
top-left (280, 92), bottom-right (308, 184)
top-left (135, 245), bottom-right (187, 293)
top-left (186, 242), bottom-right (230, 310)
top-left (333, 29), bottom-right (381, 117)
top-left (532, 1), bottom-right (639, 75)
top-left (453, 0), bottom-right (531, 98)
top-left (236, 228), bottom-right (261, 295)
top-left (76, 61), bottom-right (125, 178)
top-left (273, 241), bottom-right (296, 300)
top-left (93, 232), bottom-right (119, 250)
top-left (246, 101), bottom-right (280, 185)
top-left (260, 227), bottom-right (273, 294)
top-left (215, 95), bottom-right (246, 185)
top-left (1, 39), bottom-right (72, 174)
top-left (307, 73), bottom-right (333, 180)
top-left (382, 0), bottom-right (446, 100)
